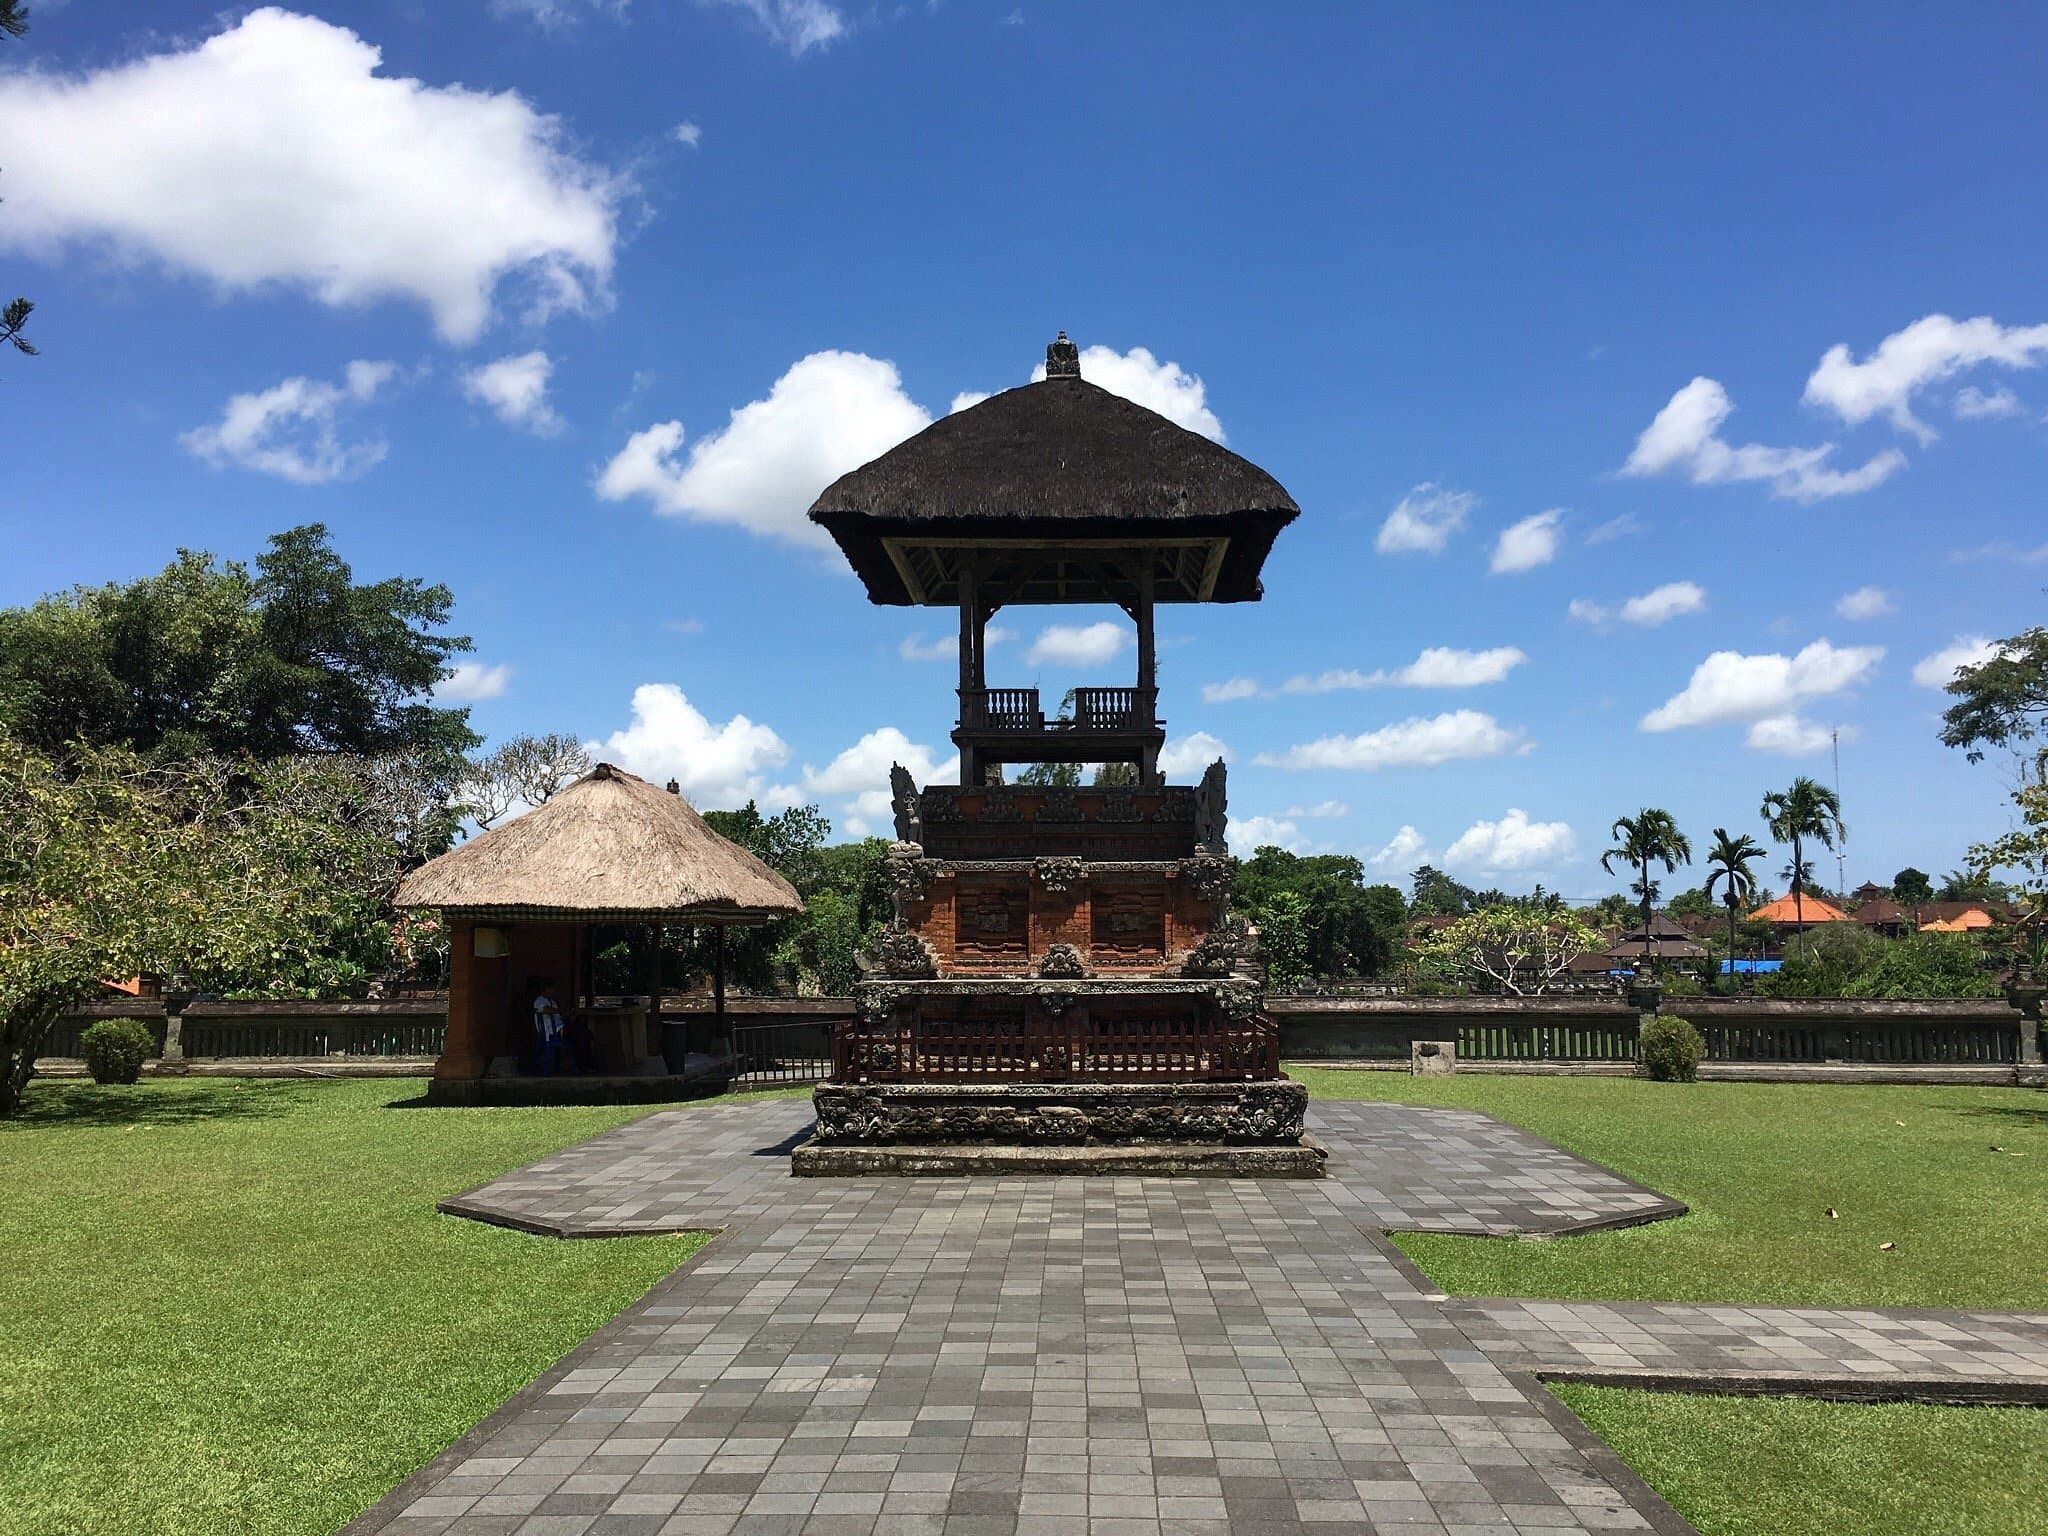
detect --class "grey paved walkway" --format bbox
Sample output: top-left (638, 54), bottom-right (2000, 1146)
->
top-left (349, 1099), bottom-right (2046, 1536)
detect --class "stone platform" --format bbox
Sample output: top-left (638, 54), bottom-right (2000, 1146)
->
top-left (791, 1134), bottom-right (1328, 1178)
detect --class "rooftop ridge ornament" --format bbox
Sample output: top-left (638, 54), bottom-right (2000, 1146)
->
top-left (1044, 330), bottom-right (1081, 378)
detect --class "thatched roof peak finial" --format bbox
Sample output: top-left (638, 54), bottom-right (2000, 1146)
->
top-left (1045, 330), bottom-right (1080, 379)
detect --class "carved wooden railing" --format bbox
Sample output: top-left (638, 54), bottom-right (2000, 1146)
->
top-left (957, 686), bottom-right (1157, 734)
top-left (832, 1009), bottom-right (1279, 1083)
top-left (1067, 686), bottom-right (1154, 731)
top-left (960, 687), bottom-right (1044, 730)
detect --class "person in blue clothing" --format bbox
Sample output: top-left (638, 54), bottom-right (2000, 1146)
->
top-left (531, 978), bottom-right (567, 1075)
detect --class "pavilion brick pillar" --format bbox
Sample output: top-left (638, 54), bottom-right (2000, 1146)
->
top-left (2009, 975), bottom-right (2044, 1070)
top-left (436, 917), bottom-right (489, 1081)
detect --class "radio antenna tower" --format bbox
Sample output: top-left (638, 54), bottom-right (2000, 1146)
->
top-left (1832, 727), bottom-right (1846, 895)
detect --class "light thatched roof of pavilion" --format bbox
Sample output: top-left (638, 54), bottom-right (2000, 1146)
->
top-left (396, 764), bottom-right (803, 923)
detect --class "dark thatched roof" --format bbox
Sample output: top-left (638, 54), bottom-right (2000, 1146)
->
top-left (396, 764), bottom-right (803, 923)
top-left (810, 361), bottom-right (1300, 607)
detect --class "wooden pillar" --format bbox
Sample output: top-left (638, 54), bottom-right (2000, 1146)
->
top-left (958, 553), bottom-right (983, 785)
top-left (435, 916), bottom-right (488, 1081)
top-left (1135, 557), bottom-right (1156, 696)
top-left (647, 922), bottom-right (664, 1070)
top-left (712, 924), bottom-right (727, 1043)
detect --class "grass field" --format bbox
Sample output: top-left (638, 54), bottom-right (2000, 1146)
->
top-left (0, 1077), bottom-right (693, 1536)
top-left (1553, 1385), bottom-right (2048, 1536)
top-left (1292, 1067), bottom-right (2048, 1310)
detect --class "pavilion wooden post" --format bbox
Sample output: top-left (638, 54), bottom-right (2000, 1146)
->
top-left (435, 916), bottom-right (488, 1081)
top-left (712, 924), bottom-right (728, 1044)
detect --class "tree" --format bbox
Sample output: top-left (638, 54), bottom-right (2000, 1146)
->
top-left (1233, 849), bottom-right (1406, 980)
top-left (1013, 761), bottom-right (1081, 787)
top-left (1966, 765), bottom-right (2048, 972)
top-left (1760, 776), bottom-right (1844, 936)
top-left (1892, 867), bottom-right (1935, 906)
top-left (1702, 829), bottom-right (1765, 987)
top-left (1417, 902), bottom-right (1605, 996)
top-left (1665, 885), bottom-right (1719, 920)
top-left (1253, 890), bottom-right (1310, 991)
top-left (2, 2), bottom-right (32, 364)
top-left (1, 736), bottom-right (439, 1114)
top-left (0, 525), bottom-right (477, 764)
top-left (1601, 808), bottom-right (1693, 965)
top-left (459, 733), bottom-right (592, 829)
top-left (1939, 625), bottom-right (2046, 762)
top-left (1408, 864), bottom-right (1475, 917)
top-left (1092, 761), bottom-right (1139, 787)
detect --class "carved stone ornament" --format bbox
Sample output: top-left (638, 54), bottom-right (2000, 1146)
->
top-left (921, 786), bottom-right (965, 822)
top-left (860, 923), bottom-right (938, 981)
top-left (1180, 913), bottom-right (1253, 978)
top-left (1036, 988), bottom-right (1078, 1016)
top-left (1195, 760), bottom-right (1228, 854)
top-left (889, 763), bottom-right (922, 844)
top-left (1097, 788), bottom-right (1143, 823)
top-left (978, 789), bottom-right (1024, 822)
top-left (1036, 943), bottom-right (1088, 979)
top-left (883, 850), bottom-right (942, 907)
top-left (1038, 787), bottom-right (1084, 823)
top-left (1034, 855), bottom-right (1085, 893)
top-left (1181, 853), bottom-right (1235, 906)
top-left (809, 1080), bottom-right (1309, 1147)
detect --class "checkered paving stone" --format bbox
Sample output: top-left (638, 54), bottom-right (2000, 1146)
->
top-left (345, 1095), bottom-right (2036, 1534)
top-left (1447, 1299), bottom-right (2048, 1399)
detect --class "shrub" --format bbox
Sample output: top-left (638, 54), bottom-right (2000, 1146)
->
top-left (80, 1018), bottom-right (155, 1085)
top-left (1640, 1015), bottom-right (1703, 1082)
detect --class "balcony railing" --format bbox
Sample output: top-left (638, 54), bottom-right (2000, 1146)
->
top-left (959, 687), bottom-right (1157, 733)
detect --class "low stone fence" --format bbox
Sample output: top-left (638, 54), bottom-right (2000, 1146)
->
top-left (44, 990), bottom-right (2044, 1084)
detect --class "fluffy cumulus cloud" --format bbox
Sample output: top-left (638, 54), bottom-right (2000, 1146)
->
top-left (1489, 509), bottom-right (1565, 574)
top-left (588, 683), bottom-right (791, 807)
top-left (180, 359), bottom-right (396, 484)
top-left (1640, 639), bottom-right (1882, 754)
top-left (701, 0), bottom-right (849, 55)
top-left (1028, 345), bottom-right (1224, 440)
top-left (1835, 585), bottom-right (1894, 621)
top-left (1443, 809), bottom-right (1578, 873)
top-left (1255, 710), bottom-right (1530, 772)
top-left (1376, 483), bottom-right (1476, 555)
top-left (1026, 621), bottom-right (1129, 668)
top-left (1622, 377), bottom-right (1904, 502)
top-left (798, 727), bottom-right (955, 837)
top-left (673, 120), bottom-right (704, 148)
top-left (597, 351), bottom-right (932, 548)
top-left (1211, 647), bottom-right (1526, 701)
top-left (1803, 313), bottom-right (2048, 443)
top-left (0, 9), bottom-right (621, 343)
top-left (1157, 731), bottom-right (1231, 779)
top-left (461, 350), bottom-right (564, 436)
top-left (1366, 824), bottom-right (1431, 870)
top-left (1912, 636), bottom-right (2002, 690)
top-left (437, 661), bottom-right (513, 702)
top-left (1570, 581), bottom-right (1707, 629)
top-left (1228, 814), bottom-right (1303, 854)
top-left (1953, 384), bottom-right (2022, 420)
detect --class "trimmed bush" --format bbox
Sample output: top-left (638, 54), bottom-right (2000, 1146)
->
top-left (1641, 1015), bottom-right (1704, 1082)
top-left (80, 1018), bottom-right (155, 1085)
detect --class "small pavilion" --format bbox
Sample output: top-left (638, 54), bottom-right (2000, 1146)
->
top-left (1748, 892), bottom-right (1852, 932)
top-left (397, 764), bottom-right (802, 1104)
top-left (1605, 914), bottom-right (1709, 967)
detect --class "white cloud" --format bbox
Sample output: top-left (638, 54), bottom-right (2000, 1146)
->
top-left (1803, 313), bottom-right (2048, 442)
top-left (948, 390), bottom-right (992, 414)
top-left (491, 0), bottom-right (630, 27)
top-left (1376, 483), bottom-right (1476, 555)
top-left (1640, 640), bottom-right (1882, 756)
top-left (460, 350), bottom-right (564, 436)
top-left (672, 120), bottom-right (703, 149)
top-left (1029, 345), bottom-right (1223, 440)
top-left (1027, 621), bottom-right (1129, 668)
top-left (597, 351), bottom-right (931, 549)
top-left (1953, 384), bottom-right (2022, 421)
top-left (1201, 676), bottom-right (1263, 704)
top-left (1282, 800), bottom-right (1350, 820)
top-left (898, 626), bottom-right (1011, 663)
top-left (1585, 512), bottom-right (1641, 545)
top-left (1622, 377), bottom-right (1904, 502)
top-left (1255, 710), bottom-right (1530, 772)
top-left (1490, 508), bottom-right (1565, 574)
top-left (1912, 636), bottom-right (2002, 690)
top-left (798, 727), bottom-right (956, 838)
top-left (180, 359), bottom-right (396, 484)
top-left (1578, 580), bottom-right (1710, 628)
top-left (0, 9), bottom-right (620, 344)
top-left (1228, 815), bottom-right (1303, 854)
top-left (1745, 715), bottom-right (1841, 755)
top-left (665, 618), bottom-right (705, 634)
top-left (702, 0), bottom-right (849, 55)
top-left (1950, 539), bottom-right (2048, 565)
top-left (1158, 731), bottom-right (1231, 779)
top-left (1444, 809), bottom-right (1578, 873)
top-left (1275, 647), bottom-right (1528, 695)
top-left (588, 683), bottom-right (791, 807)
top-left (1366, 824), bottom-right (1430, 870)
top-left (1834, 585), bottom-right (1894, 621)
top-left (437, 661), bottom-right (513, 702)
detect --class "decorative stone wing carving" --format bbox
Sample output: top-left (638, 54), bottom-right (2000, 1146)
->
top-left (890, 763), bottom-right (922, 844)
top-left (1195, 760), bottom-right (1228, 854)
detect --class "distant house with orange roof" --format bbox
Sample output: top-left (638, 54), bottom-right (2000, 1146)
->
top-left (1920, 907), bottom-right (1995, 933)
top-left (1748, 893), bottom-right (1852, 930)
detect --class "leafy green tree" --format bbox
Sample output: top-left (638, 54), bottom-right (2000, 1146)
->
top-left (459, 732), bottom-right (592, 829)
top-left (1939, 624), bottom-right (2045, 762)
top-left (1892, 867), bottom-right (1935, 906)
top-left (1092, 761), bottom-right (1139, 786)
top-left (1601, 808), bottom-right (1693, 962)
top-left (1, 736), bottom-right (439, 1114)
top-left (1760, 776), bottom-right (1845, 935)
top-left (0, 525), bottom-right (477, 764)
top-left (1590, 892), bottom-right (1635, 929)
top-left (1665, 885), bottom-right (1719, 920)
top-left (1760, 925), bottom-right (1996, 1000)
top-left (1251, 890), bottom-right (1310, 991)
top-left (1013, 762), bottom-right (1082, 787)
top-left (1408, 863), bottom-right (1475, 917)
top-left (1233, 848), bottom-right (1406, 979)
top-left (1702, 829), bottom-right (1765, 986)
top-left (1416, 902), bottom-right (1605, 996)
top-left (1939, 868), bottom-right (2013, 904)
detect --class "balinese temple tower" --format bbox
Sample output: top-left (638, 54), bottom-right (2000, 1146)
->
top-left (793, 334), bottom-right (1322, 1175)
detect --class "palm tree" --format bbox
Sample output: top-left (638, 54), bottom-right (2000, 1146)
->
top-left (1703, 829), bottom-right (1765, 989)
top-left (1761, 776), bottom-right (1846, 937)
top-left (1601, 809), bottom-right (1694, 969)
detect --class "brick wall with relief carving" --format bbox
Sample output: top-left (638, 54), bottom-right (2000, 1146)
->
top-left (903, 866), bottom-right (1219, 974)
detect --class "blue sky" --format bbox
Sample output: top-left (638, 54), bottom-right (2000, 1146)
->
top-left (5, 1), bottom-right (2045, 898)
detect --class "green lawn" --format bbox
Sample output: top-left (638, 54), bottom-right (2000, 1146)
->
top-left (0, 1077), bottom-right (703, 1536)
top-left (1294, 1067), bottom-right (2048, 1309)
top-left (1553, 1385), bottom-right (2048, 1536)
